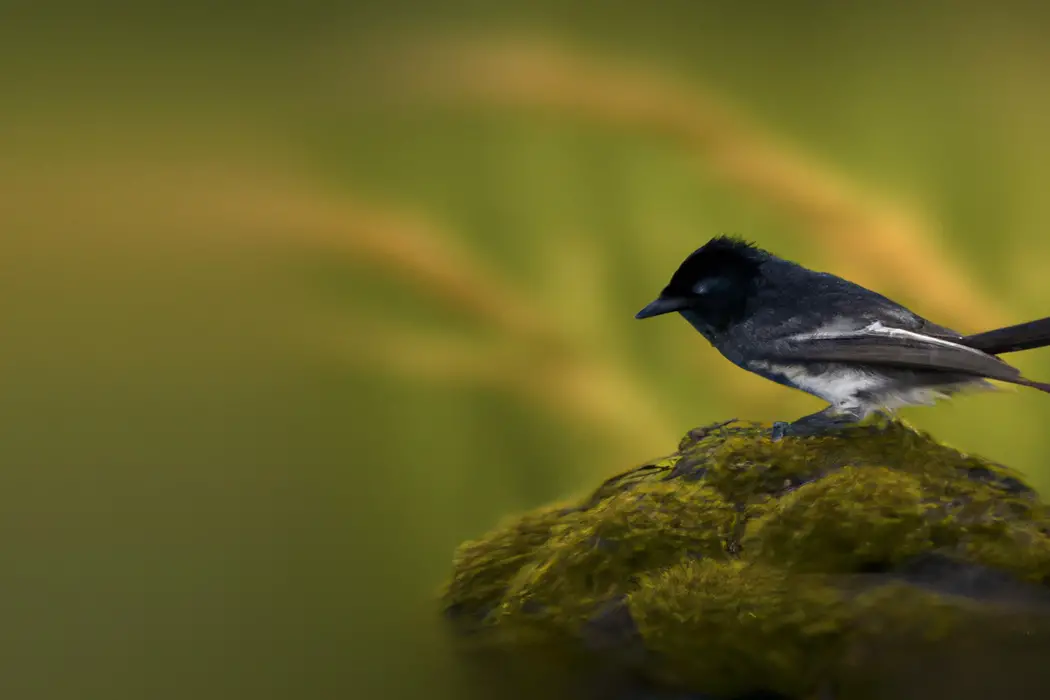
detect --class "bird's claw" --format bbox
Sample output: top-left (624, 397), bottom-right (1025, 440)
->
top-left (770, 421), bottom-right (791, 441)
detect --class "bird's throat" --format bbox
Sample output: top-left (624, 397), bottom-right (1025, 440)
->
top-left (679, 309), bottom-right (722, 343)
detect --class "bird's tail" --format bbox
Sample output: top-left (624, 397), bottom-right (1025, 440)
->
top-left (961, 316), bottom-right (1050, 355)
top-left (1012, 377), bottom-right (1050, 395)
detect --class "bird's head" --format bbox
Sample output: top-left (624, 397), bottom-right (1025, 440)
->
top-left (635, 236), bottom-right (767, 336)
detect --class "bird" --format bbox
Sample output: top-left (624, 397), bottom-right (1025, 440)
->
top-left (635, 235), bottom-right (1050, 439)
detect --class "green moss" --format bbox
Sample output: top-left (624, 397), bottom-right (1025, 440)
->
top-left (629, 559), bottom-right (850, 697)
top-left (498, 482), bottom-right (736, 632)
top-left (442, 419), bottom-right (1050, 698)
top-left (443, 502), bottom-right (572, 628)
top-left (744, 466), bottom-right (933, 573)
top-left (954, 522), bottom-right (1050, 583)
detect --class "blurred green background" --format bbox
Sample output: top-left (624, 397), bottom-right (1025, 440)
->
top-left (5, 1), bottom-right (1050, 698)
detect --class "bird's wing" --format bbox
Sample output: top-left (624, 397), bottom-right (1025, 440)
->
top-left (757, 322), bottom-right (1023, 383)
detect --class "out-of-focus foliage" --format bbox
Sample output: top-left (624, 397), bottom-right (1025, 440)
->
top-left (5, 2), bottom-right (1050, 699)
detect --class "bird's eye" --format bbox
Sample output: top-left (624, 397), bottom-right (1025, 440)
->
top-left (693, 279), bottom-right (714, 295)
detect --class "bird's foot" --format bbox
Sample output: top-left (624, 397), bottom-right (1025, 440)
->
top-left (770, 421), bottom-right (792, 441)
top-left (769, 407), bottom-right (865, 442)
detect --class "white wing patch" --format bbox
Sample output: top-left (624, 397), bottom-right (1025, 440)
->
top-left (804, 317), bottom-right (872, 337)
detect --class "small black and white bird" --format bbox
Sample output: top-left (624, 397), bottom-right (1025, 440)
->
top-left (635, 236), bottom-right (1050, 439)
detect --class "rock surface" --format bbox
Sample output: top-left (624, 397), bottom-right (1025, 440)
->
top-left (442, 419), bottom-right (1050, 699)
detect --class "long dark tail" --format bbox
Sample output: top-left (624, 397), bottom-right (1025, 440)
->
top-left (960, 316), bottom-right (1050, 355)
top-left (1012, 377), bottom-right (1050, 395)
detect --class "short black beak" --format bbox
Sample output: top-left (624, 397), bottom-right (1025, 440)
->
top-left (635, 297), bottom-right (686, 319)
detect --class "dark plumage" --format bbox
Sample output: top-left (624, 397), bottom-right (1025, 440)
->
top-left (635, 236), bottom-right (1050, 438)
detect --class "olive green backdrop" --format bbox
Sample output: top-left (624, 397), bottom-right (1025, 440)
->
top-left (5, 1), bottom-right (1050, 698)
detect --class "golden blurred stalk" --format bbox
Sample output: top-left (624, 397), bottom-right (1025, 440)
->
top-left (375, 35), bottom-right (1006, 332)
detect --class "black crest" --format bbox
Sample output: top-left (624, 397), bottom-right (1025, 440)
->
top-left (663, 235), bottom-right (766, 296)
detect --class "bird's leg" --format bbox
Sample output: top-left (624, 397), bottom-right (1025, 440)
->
top-left (770, 405), bottom-right (866, 441)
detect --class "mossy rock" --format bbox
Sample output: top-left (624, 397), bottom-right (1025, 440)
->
top-left (441, 419), bottom-right (1050, 700)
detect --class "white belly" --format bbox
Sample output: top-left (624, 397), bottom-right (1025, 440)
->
top-left (751, 361), bottom-right (961, 414)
